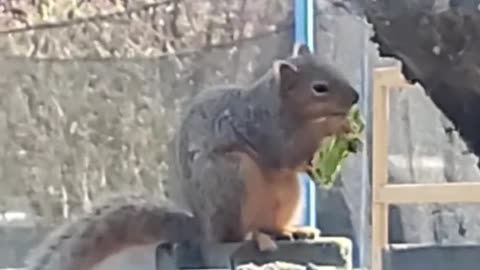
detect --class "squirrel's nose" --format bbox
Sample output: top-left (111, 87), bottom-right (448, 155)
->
top-left (351, 90), bottom-right (359, 105)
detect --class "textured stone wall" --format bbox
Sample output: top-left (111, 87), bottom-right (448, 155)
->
top-left (0, 32), bottom-right (294, 220)
top-left (0, 0), bottom-right (293, 221)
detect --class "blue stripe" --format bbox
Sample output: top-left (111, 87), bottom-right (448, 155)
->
top-left (294, 0), bottom-right (317, 228)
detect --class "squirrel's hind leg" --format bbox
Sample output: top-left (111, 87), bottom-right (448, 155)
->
top-left (183, 151), bottom-right (248, 242)
top-left (183, 151), bottom-right (254, 266)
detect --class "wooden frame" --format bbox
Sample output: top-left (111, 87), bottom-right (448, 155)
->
top-left (371, 65), bottom-right (480, 270)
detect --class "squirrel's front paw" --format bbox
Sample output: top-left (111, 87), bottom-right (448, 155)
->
top-left (263, 226), bottom-right (321, 241)
top-left (286, 226), bottom-right (321, 240)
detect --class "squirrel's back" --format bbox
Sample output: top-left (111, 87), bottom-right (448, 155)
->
top-left (175, 85), bottom-right (248, 179)
top-left (25, 195), bottom-right (200, 270)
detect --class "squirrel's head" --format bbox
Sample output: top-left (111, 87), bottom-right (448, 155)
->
top-left (273, 43), bottom-right (359, 134)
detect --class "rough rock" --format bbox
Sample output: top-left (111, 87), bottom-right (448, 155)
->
top-left (312, 1), bottom-right (480, 268)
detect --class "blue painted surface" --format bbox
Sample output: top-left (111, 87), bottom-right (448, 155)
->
top-left (294, 0), bottom-right (316, 228)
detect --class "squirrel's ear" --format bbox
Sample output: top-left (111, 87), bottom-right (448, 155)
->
top-left (292, 43), bottom-right (311, 57)
top-left (273, 60), bottom-right (298, 93)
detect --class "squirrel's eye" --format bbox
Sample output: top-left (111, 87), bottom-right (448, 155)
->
top-left (311, 81), bottom-right (329, 96)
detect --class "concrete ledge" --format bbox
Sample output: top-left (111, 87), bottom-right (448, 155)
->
top-left (383, 243), bottom-right (480, 270)
top-left (156, 237), bottom-right (352, 270)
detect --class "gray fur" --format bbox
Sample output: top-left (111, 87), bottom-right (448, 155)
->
top-left (25, 195), bottom-right (200, 270)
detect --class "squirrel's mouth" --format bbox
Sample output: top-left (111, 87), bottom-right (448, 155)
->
top-left (328, 112), bottom-right (348, 117)
top-left (309, 112), bottom-right (348, 123)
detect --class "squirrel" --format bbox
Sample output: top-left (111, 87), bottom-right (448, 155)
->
top-left (173, 42), bottom-right (358, 253)
top-left (24, 43), bottom-right (359, 270)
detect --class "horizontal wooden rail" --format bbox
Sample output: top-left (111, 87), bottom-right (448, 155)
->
top-left (375, 182), bottom-right (480, 204)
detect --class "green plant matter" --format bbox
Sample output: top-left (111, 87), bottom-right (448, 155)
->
top-left (309, 105), bottom-right (365, 187)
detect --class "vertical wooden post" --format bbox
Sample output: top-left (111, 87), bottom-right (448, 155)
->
top-left (371, 70), bottom-right (391, 270)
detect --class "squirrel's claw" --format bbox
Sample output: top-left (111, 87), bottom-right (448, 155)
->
top-left (259, 226), bottom-right (321, 242)
top-left (273, 226), bottom-right (321, 241)
top-left (287, 226), bottom-right (321, 240)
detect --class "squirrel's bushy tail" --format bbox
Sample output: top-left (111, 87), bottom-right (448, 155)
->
top-left (25, 195), bottom-right (200, 270)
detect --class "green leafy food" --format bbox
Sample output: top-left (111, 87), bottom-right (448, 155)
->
top-left (309, 105), bottom-right (365, 187)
